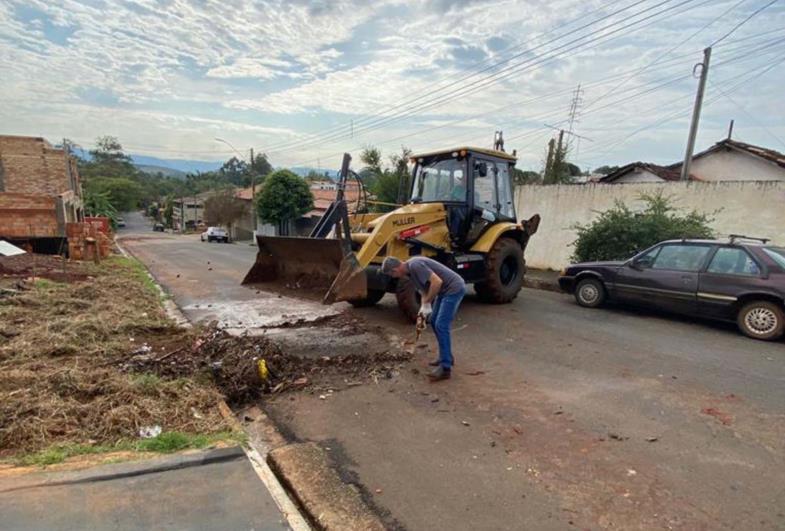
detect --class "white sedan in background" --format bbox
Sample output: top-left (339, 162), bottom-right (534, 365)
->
top-left (200, 227), bottom-right (229, 243)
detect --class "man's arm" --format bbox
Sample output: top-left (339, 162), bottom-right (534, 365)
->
top-left (422, 272), bottom-right (442, 304)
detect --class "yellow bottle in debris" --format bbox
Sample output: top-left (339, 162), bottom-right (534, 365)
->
top-left (257, 359), bottom-right (269, 381)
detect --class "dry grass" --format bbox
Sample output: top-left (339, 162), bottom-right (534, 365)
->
top-left (0, 256), bottom-right (230, 458)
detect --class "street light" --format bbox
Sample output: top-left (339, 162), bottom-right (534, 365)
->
top-left (215, 137), bottom-right (257, 231)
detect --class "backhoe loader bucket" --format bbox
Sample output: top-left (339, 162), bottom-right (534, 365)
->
top-left (242, 235), bottom-right (367, 304)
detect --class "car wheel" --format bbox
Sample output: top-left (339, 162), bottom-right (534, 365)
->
top-left (737, 301), bottom-right (784, 341)
top-left (574, 277), bottom-right (606, 308)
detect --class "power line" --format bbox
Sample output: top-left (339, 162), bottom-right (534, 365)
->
top-left (282, 35), bottom-right (785, 169)
top-left (259, 0), bottom-right (652, 154)
top-left (710, 0), bottom-right (782, 46)
top-left (266, 0), bottom-right (694, 155)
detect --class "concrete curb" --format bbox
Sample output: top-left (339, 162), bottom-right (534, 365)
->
top-left (0, 447), bottom-right (245, 494)
top-left (267, 442), bottom-right (386, 531)
top-left (523, 276), bottom-right (562, 293)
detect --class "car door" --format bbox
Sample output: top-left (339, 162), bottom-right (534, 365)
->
top-left (698, 246), bottom-right (763, 319)
top-left (614, 243), bottom-right (713, 314)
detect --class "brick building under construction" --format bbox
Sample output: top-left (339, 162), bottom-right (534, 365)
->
top-left (0, 135), bottom-right (85, 253)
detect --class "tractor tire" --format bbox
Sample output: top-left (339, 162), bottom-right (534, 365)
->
top-left (477, 237), bottom-right (524, 304)
top-left (348, 289), bottom-right (386, 308)
top-left (395, 276), bottom-right (420, 323)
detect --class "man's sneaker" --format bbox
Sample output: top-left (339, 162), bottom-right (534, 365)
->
top-left (428, 366), bottom-right (451, 381)
top-left (428, 359), bottom-right (440, 367)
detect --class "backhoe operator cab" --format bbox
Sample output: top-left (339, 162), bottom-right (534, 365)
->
top-left (410, 147), bottom-right (517, 251)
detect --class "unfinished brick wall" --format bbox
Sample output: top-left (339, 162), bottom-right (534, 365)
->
top-left (66, 222), bottom-right (111, 261)
top-left (0, 193), bottom-right (59, 238)
top-left (0, 136), bottom-right (81, 197)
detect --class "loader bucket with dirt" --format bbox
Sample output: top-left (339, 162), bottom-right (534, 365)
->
top-left (241, 234), bottom-right (367, 304)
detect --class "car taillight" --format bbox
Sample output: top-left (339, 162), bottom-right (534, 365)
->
top-left (398, 225), bottom-right (430, 240)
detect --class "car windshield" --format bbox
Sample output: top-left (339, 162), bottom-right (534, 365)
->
top-left (410, 157), bottom-right (466, 203)
top-left (763, 247), bottom-right (785, 269)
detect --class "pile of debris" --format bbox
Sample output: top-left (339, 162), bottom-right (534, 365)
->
top-left (0, 256), bottom-right (412, 456)
top-left (122, 325), bottom-right (413, 406)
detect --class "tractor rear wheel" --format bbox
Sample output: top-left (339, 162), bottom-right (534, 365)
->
top-left (395, 276), bottom-right (420, 323)
top-left (348, 289), bottom-right (386, 308)
top-left (476, 237), bottom-right (524, 304)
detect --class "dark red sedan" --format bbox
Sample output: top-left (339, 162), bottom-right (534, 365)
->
top-left (558, 237), bottom-right (785, 341)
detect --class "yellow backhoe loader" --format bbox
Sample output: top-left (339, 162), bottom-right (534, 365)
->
top-left (243, 137), bottom-right (540, 321)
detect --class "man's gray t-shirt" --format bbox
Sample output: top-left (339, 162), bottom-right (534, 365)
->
top-left (407, 256), bottom-right (465, 296)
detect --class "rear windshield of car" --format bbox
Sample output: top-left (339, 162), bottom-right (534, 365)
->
top-left (763, 247), bottom-right (785, 269)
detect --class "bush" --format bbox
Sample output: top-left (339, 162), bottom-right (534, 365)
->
top-left (571, 192), bottom-right (715, 263)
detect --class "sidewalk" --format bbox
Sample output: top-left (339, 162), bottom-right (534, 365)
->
top-left (0, 447), bottom-right (291, 531)
top-left (523, 268), bottom-right (561, 292)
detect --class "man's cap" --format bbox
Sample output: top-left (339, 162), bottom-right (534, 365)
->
top-left (381, 256), bottom-right (402, 275)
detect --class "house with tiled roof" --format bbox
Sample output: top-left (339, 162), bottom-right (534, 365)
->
top-left (599, 138), bottom-right (785, 184)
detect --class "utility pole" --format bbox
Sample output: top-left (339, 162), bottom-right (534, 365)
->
top-left (680, 47), bottom-right (712, 181)
top-left (249, 147), bottom-right (257, 231)
top-left (544, 138), bottom-right (556, 184)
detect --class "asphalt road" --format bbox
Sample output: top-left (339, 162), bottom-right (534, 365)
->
top-left (120, 213), bottom-right (785, 530)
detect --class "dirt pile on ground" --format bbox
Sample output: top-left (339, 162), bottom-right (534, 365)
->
top-left (0, 253), bottom-right (91, 282)
top-left (123, 326), bottom-right (413, 406)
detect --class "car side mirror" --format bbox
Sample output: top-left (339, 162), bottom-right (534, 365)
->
top-left (475, 162), bottom-right (488, 177)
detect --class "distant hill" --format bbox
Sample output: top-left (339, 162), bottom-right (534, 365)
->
top-left (136, 164), bottom-right (187, 178)
top-left (131, 154), bottom-right (223, 176)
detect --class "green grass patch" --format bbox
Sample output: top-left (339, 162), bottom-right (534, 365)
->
top-left (32, 278), bottom-right (59, 290)
top-left (131, 373), bottom-right (163, 394)
top-left (13, 431), bottom-right (247, 467)
top-left (102, 256), bottom-right (161, 298)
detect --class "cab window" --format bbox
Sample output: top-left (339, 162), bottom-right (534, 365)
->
top-left (473, 160), bottom-right (496, 212)
top-left (652, 244), bottom-right (712, 272)
top-left (496, 163), bottom-right (514, 219)
top-left (706, 247), bottom-right (760, 276)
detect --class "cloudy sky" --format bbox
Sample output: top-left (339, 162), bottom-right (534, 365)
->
top-left (1, 0), bottom-right (783, 172)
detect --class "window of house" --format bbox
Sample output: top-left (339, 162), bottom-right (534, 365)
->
top-left (707, 247), bottom-right (760, 276)
top-left (652, 244), bottom-right (712, 272)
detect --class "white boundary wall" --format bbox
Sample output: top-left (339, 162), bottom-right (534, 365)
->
top-left (515, 181), bottom-right (785, 270)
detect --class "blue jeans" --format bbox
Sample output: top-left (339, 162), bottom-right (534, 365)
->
top-left (431, 290), bottom-right (465, 370)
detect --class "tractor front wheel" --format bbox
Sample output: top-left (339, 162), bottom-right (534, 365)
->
top-left (395, 276), bottom-right (420, 323)
top-left (348, 289), bottom-right (386, 308)
top-left (476, 237), bottom-right (524, 304)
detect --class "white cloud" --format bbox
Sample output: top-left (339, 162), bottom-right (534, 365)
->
top-left (0, 0), bottom-right (782, 169)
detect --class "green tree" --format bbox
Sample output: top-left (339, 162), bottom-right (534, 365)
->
top-left (360, 146), bottom-right (383, 175)
top-left (571, 192), bottom-right (715, 263)
top-left (250, 152), bottom-right (273, 180)
top-left (593, 165), bottom-right (620, 175)
top-left (83, 189), bottom-right (118, 224)
top-left (84, 177), bottom-right (143, 212)
top-left (511, 168), bottom-right (542, 185)
top-left (256, 170), bottom-right (313, 234)
top-left (163, 198), bottom-right (175, 228)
